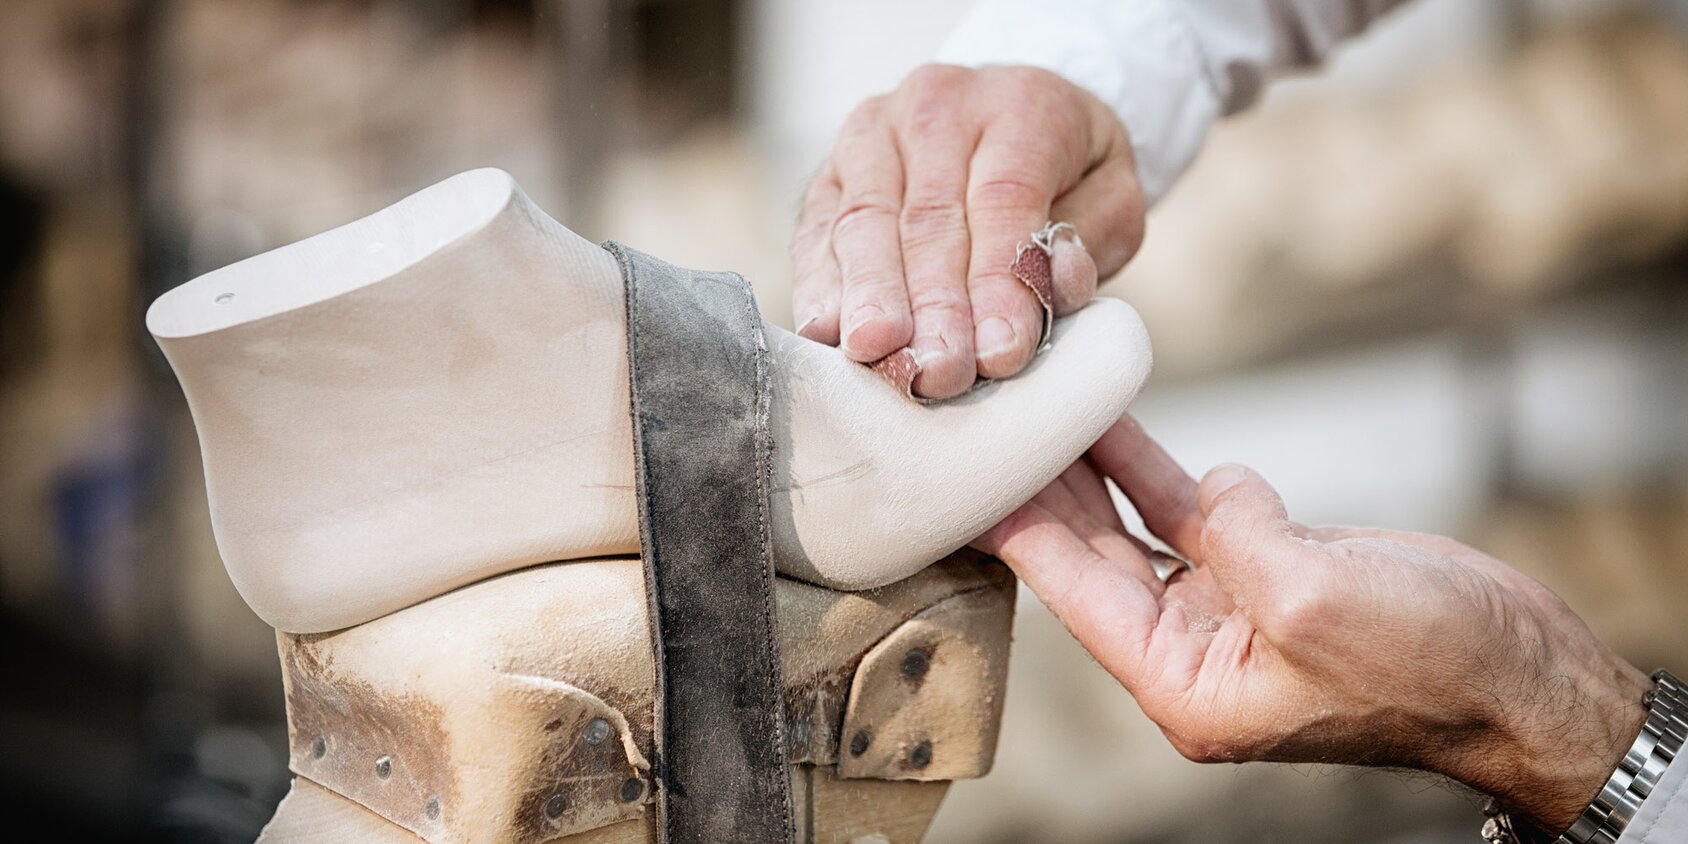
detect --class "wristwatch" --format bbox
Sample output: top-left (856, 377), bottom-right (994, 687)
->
top-left (1483, 669), bottom-right (1685, 844)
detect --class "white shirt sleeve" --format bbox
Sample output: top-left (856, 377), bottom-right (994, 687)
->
top-left (1617, 737), bottom-right (1688, 843)
top-left (935, 0), bottom-right (1410, 204)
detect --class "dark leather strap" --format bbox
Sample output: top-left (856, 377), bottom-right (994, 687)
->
top-left (605, 242), bottom-right (795, 844)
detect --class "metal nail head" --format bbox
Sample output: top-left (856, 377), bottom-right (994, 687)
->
top-left (583, 717), bottom-right (612, 745)
top-left (849, 730), bottom-right (871, 757)
top-left (900, 649), bottom-right (930, 680)
top-left (910, 740), bottom-right (933, 769)
top-left (544, 793), bottom-right (569, 820)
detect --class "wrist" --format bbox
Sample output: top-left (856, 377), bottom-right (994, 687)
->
top-left (1460, 653), bottom-right (1651, 834)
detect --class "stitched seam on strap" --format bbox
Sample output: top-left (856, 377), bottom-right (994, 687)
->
top-left (606, 241), bottom-right (672, 833)
top-left (740, 269), bottom-right (796, 836)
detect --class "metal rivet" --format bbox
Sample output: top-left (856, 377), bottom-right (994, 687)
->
top-left (619, 777), bottom-right (644, 803)
top-left (849, 730), bottom-right (871, 757)
top-left (582, 717), bottom-right (612, 746)
top-left (909, 740), bottom-right (933, 769)
top-left (424, 796), bottom-right (441, 820)
top-left (374, 755), bottom-right (392, 779)
top-left (215, 292), bottom-right (235, 304)
top-left (900, 649), bottom-right (930, 680)
top-left (543, 793), bottom-right (568, 820)
top-left (309, 736), bottom-right (326, 759)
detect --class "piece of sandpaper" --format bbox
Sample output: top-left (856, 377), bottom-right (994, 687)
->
top-left (870, 239), bottom-right (1058, 399)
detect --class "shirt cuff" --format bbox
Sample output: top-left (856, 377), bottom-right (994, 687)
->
top-left (1616, 743), bottom-right (1688, 842)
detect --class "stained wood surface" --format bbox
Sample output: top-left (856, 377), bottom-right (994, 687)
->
top-left (260, 770), bottom-right (945, 844)
top-left (275, 553), bottom-right (1014, 842)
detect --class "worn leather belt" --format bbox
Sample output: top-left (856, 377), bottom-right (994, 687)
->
top-left (605, 242), bottom-right (796, 844)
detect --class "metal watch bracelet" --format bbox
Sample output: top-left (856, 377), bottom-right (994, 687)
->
top-left (1483, 669), bottom-right (1685, 844)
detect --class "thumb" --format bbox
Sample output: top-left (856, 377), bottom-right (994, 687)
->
top-left (1196, 465), bottom-right (1322, 618)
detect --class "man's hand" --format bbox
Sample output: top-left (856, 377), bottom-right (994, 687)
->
top-left (975, 417), bottom-right (1652, 835)
top-left (793, 64), bottom-right (1145, 399)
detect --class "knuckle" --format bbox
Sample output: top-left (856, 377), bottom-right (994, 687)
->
top-left (793, 201), bottom-right (835, 247)
top-left (904, 62), bottom-right (970, 91)
top-left (831, 197), bottom-right (899, 237)
top-left (791, 217), bottom-right (829, 252)
top-left (1257, 585), bottom-right (1330, 644)
top-left (898, 199), bottom-right (967, 245)
top-left (978, 66), bottom-right (1092, 134)
top-left (905, 96), bottom-right (959, 136)
top-left (898, 65), bottom-right (970, 127)
top-left (968, 175), bottom-right (1046, 214)
top-left (844, 95), bottom-right (889, 128)
top-left (908, 289), bottom-right (970, 322)
top-left (788, 237), bottom-right (817, 268)
top-left (797, 181), bottom-right (836, 221)
top-left (841, 267), bottom-right (903, 295)
top-left (967, 272), bottom-right (1038, 310)
top-left (985, 63), bottom-right (1061, 94)
top-left (901, 63), bottom-right (969, 101)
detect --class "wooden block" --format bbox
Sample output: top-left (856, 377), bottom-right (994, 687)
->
top-left (275, 552), bottom-right (1015, 842)
top-left (837, 581), bottom-right (1014, 781)
top-left (259, 778), bottom-right (653, 844)
top-left (261, 769), bottom-right (946, 844)
top-left (804, 767), bottom-right (950, 844)
top-left (257, 777), bottom-right (421, 844)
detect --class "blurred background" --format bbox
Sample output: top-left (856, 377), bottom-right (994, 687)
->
top-left (2, 0), bottom-right (1687, 841)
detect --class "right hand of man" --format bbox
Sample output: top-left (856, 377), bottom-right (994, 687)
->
top-left (792, 64), bottom-right (1145, 399)
top-left (974, 416), bottom-right (1651, 836)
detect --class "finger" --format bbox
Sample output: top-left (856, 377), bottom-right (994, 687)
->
top-left (892, 78), bottom-right (979, 398)
top-left (974, 500), bottom-right (1161, 684)
top-left (1196, 464), bottom-right (1328, 624)
top-left (1043, 468), bottom-right (1160, 589)
top-left (1061, 458), bottom-right (1128, 533)
top-left (1047, 155), bottom-right (1145, 311)
top-left (792, 167), bottom-right (844, 344)
top-left (1048, 152), bottom-right (1146, 282)
top-left (1047, 236), bottom-right (1098, 316)
top-left (1089, 416), bottom-right (1203, 559)
top-left (964, 125), bottom-right (1063, 379)
top-left (830, 100), bottom-right (914, 362)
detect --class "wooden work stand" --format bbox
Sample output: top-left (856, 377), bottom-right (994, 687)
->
top-left (256, 551), bottom-right (1017, 843)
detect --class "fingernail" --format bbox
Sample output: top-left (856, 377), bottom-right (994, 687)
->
top-left (843, 305), bottom-right (889, 356)
top-left (975, 316), bottom-right (1018, 360)
top-left (906, 334), bottom-right (965, 398)
top-left (795, 312), bottom-right (821, 338)
top-left (1201, 464), bottom-right (1248, 511)
top-left (909, 329), bottom-right (955, 365)
top-left (905, 345), bottom-right (937, 370)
